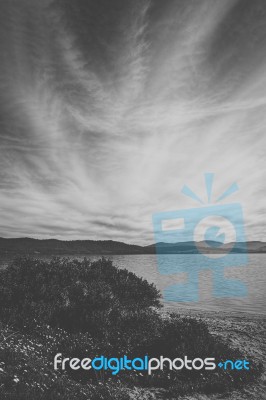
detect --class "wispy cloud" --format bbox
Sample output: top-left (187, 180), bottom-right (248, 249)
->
top-left (0, 0), bottom-right (265, 244)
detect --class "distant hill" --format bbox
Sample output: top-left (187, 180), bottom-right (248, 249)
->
top-left (145, 241), bottom-right (266, 254)
top-left (0, 238), bottom-right (145, 255)
top-left (0, 237), bottom-right (265, 255)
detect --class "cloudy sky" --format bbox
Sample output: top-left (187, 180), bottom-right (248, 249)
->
top-left (0, 0), bottom-right (265, 244)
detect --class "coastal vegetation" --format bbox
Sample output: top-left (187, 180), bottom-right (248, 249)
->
top-left (0, 257), bottom-right (262, 399)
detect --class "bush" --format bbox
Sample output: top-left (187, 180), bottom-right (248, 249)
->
top-left (0, 257), bottom-right (262, 399)
top-left (0, 256), bottom-right (161, 334)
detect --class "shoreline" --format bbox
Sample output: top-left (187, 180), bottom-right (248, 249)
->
top-left (156, 306), bottom-right (266, 400)
top-left (165, 304), bottom-right (266, 320)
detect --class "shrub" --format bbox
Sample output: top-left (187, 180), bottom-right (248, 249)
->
top-left (0, 257), bottom-right (262, 398)
top-left (0, 256), bottom-right (161, 334)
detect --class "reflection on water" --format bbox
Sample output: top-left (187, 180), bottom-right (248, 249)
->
top-left (0, 254), bottom-right (265, 316)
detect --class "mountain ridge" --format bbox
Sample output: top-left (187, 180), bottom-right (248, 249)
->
top-left (0, 237), bottom-right (265, 255)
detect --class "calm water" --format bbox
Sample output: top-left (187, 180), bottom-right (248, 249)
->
top-left (1, 254), bottom-right (265, 316)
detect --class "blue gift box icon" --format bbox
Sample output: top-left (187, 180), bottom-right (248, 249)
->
top-left (152, 174), bottom-right (248, 302)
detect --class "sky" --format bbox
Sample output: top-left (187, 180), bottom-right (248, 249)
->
top-left (0, 0), bottom-right (265, 245)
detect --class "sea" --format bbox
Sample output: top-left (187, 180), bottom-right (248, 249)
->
top-left (0, 254), bottom-right (265, 317)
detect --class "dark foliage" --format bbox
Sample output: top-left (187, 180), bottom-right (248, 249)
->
top-left (0, 257), bottom-right (262, 399)
top-left (0, 256), bottom-right (161, 333)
